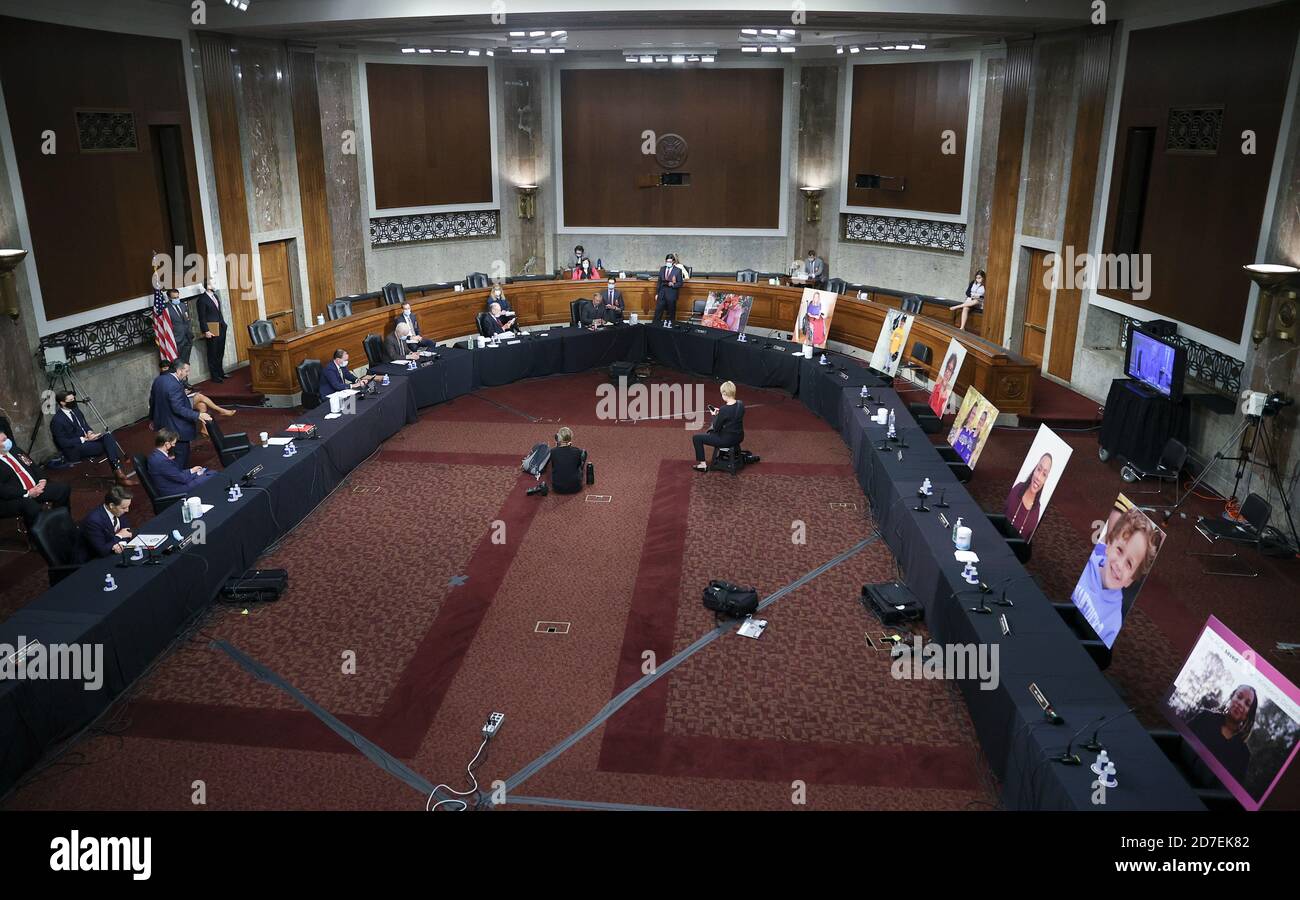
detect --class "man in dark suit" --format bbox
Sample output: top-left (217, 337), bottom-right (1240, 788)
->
top-left (384, 323), bottom-right (421, 363)
top-left (653, 253), bottom-right (684, 325)
top-left (0, 425), bottom-right (73, 528)
top-left (80, 485), bottom-right (134, 559)
top-left (150, 360), bottom-right (209, 470)
top-left (166, 288), bottom-right (194, 365)
top-left (395, 302), bottom-right (438, 351)
top-left (577, 293), bottom-right (607, 329)
top-left (484, 302), bottom-right (518, 337)
top-left (146, 429), bottom-right (213, 496)
top-left (196, 278), bottom-right (228, 382)
top-left (49, 390), bottom-right (134, 485)
top-left (600, 276), bottom-right (625, 322)
top-left (321, 348), bottom-right (378, 395)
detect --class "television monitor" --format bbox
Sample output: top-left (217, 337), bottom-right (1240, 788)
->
top-left (1124, 325), bottom-right (1186, 402)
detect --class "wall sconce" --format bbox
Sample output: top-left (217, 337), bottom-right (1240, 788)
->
top-left (800, 187), bottom-right (823, 225)
top-left (1245, 263), bottom-right (1300, 344)
top-left (0, 249), bottom-right (28, 321)
top-left (516, 184), bottom-right (538, 220)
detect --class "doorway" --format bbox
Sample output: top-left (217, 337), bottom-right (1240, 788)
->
top-left (1021, 248), bottom-right (1054, 367)
top-left (258, 238), bottom-right (298, 337)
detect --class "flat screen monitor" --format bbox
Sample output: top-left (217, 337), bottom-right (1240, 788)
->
top-left (1124, 325), bottom-right (1185, 402)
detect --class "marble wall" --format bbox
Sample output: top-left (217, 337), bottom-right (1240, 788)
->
top-left (316, 54), bottom-right (367, 297)
top-left (794, 64), bottom-right (840, 268)
top-left (967, 56), bottom-right (1005, 273)
top-left (1021, 37), bottom-right (1078, 242)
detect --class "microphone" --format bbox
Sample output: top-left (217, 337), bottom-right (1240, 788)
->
top-left (994, 587), bottom-right (1014, 608)
top-left (241, 463), bottom-right (264, 485)
top-left (1083, 707), bottom-right (1137, 753)
top-left (1054, 715), bottom-right (1106, 765)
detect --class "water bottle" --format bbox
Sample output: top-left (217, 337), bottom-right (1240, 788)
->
top-left (952, 517), bottom-right (963, 545)
top-left (181, 498), bottom-right (193, 524)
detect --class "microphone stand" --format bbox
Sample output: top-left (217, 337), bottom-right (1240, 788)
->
top-left (1083, 707), bottom-right (1137, 753)
top-left (1054, 715), bottom-right (1106, 765)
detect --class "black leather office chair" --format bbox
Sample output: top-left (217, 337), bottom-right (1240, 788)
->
top-left (936, 446), bottom-right (972, 483)
top-left (1122, 438), bottom-right (1187, 505)
top-left (736, 269), bottom-right (759, 283)
top-left (30, 507), bottom-right (83, 587)
top-left (363, 333), bottom-right (385, 368)
top-left (1052, 602), bottom-right (1112, 671)
top-left (465, 272), bottom-right (490, 290)
top-left (902, 295), bottom-right (924, 315)
top-left (381, 283), bottom-right (406, 306)
top-left (900, 341), bottom-right (933, 389)
top-left (206, 418), bottom-right (250, 469)
top-left (708, 429), bottom-right (748, 476)
top-left (986, 513), bottom-right (1032, 564)
top-left (476, 312), bottom-right (496, 338)
top-left (827, 278), bottom-right (848, 295)
top-left (687, 299), bottom-right (707, 325)
top-left (570, 299), bottom-right (583, 328)
top-left (327, 298), bottom-right (353, 321)
top-left (131, 452), bottom-right (186, 515)
top-left (248, 319), bottom-right (276, 347)
top-left (1190, 492), bottom-right (1272, 577)
top-left (297, 359), bottom-right (323, 410)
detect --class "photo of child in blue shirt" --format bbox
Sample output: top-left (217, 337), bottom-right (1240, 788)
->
top-left (1071, 502), bottom-right (1165, 648)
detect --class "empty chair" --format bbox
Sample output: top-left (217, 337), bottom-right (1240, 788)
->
top-left (1052, 602), bottom-right (1112, 671)
top-left (363, 333), bottom-right (385, 368)
top-left (687, 298), bottom-right (708, 324)
top-left (297, 358), bottom-right (323, 410)
top-left (736, 269), bottom-right (759, 283)
top-left (1122, 437), bottom-right (1188, 506)
top-left (326, 298), bottom-right (353, 321)
top-left (899, 340), bottom-right (933, 388)
top-left (465, 272), bottom-right (490, 290)
top-left (826, 278), bottom-right (848, 295)
top-left (247, 319), bottom-right (276, 347)
top-left (131, 452), bottom-right (186, 515)
top-left (205, 418), bottom-right (251, 469)
top-left (901, 295), bottom-right (924, 315)
top-left (381, 283), bottom-right (406, 306)
top-left (1190, 492), bottom-right (1272, 577)
top-left (30, 507), bottom-right (83, 587)
top-left (986, 512), bottom-right (1032, 564)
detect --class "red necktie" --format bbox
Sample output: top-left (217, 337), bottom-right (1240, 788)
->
top-left (2, 453), bottom-right (36, 491)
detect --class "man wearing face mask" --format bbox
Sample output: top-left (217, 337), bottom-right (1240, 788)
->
top-left (49, 390), bottom-right (134, 485)
top-left (395, 302), bottom-right (438, 352)
top-left (600, 277), bottom-right (624, 322)
top-left (0, 426), bottom-right (73, 528)
top-left (146, 428), bottom-right (214, 496)
top-left (653, 253), bottom-right (685, 325)
top-left (804, 250), bottom-right (826, 289)
top-left (321, 348), bottom-right (379, 395)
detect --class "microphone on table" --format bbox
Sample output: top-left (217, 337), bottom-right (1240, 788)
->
top-left (1054, 715), bottom-right (1107, 765)
top-left (935, 489), bottom-right (949, 509)
top-left (1083, 707), bottom-right (1137, 753)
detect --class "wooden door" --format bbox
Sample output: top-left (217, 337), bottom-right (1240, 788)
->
top-left (1023, 249), bottom-right (1053, 367)
top-left (259, 239), bottom-right (295, 333)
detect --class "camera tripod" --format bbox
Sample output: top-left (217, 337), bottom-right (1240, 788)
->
top-left (1163, 411), bottom-right (1299, 552)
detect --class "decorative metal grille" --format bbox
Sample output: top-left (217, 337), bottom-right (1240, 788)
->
top-left (38, 309), bottom-right (156, 362)
top-left (1118, 315), bottom-right (1242, 394)
top-left (1165, 107), bottom-right (1222, 155)
top-left (75, 110), bottom-right (138, 152)
top-left (370, 210), bottom-right (500, 246)
top-left (842, 213), bottom-right (966, 253)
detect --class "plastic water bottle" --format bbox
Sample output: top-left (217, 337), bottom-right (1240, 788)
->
top-left (888, 408), bottom-right (896, 432)
top-left (181, 499), bottom-right (193, 524)
top-left (952, 517), bottom-right (963, 545)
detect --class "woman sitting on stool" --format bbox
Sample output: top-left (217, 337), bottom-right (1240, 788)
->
top-left (692, 381), bottom-right (744, 471)
top-left (549, 427), bottom-right (587, 494)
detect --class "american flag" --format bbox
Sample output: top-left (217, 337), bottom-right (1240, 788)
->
top-left (151, 286), bottom-right (177, 362)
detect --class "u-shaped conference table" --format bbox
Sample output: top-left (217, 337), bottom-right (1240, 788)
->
top-left (0, 320), bottom-right (1200, 810)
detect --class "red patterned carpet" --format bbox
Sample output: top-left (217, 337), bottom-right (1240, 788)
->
top-left (3, 369), bottom-right (1298, 810)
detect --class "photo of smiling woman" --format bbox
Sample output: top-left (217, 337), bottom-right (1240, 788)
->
top-left (1003, 424), bottom-right (1073, 541)
top-left (1070, 494), bottom-right (1166, 649)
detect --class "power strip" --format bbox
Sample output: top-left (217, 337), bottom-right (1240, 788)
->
top-left (483, 712), bottom-right (505, 738)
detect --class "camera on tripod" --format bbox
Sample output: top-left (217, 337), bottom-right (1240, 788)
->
top-left (1241, 390), bottom-right (1293, 418)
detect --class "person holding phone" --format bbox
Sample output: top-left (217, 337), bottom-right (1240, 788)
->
top-left (692, 382), bottom-right (744, 471)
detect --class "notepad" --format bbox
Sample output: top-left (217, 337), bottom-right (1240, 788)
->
top-left (126, 535), bottom-right (167, 549)
top-left (737, 617), bottom-right (768, 639)
top-left (954, 550), bottom-right (980, 564)
top-left (265, 437), bottom-right (294, 446)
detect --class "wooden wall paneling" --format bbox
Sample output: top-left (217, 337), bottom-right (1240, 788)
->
top-left (845, 60), bottom-right (971, 215)
top-left (287, 46), bottom-right (336, 322)
top-left (366, 63), bottom-right (493, 209)
top-left (198, 32), bottom-right (258, 363)
top-left (981, 39), bottom-right (1033, 345)
top-left (1047, 27), bottom-right (1114, 381)
top-left (559, 68), bottom-right (784, 229)
top-left (250, 279), bottom-right (1037, 413)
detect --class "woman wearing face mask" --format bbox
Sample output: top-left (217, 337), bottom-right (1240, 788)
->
top-left (1004, 452), bottom-right (1054, 539)
top-left (571, 257), bottom-right (601, 281)
top-left (486, 284), bottom-right (512, 312)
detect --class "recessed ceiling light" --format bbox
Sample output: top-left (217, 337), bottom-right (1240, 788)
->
top-left (741, 46), bottom-right (758, 53)
top-left (529, 48), bottom-right (546, 54)
top-left (912, 43), bottom-right (926, 49)
top-left (849, 46), bottom-right (860, 54)
top-left (779, 46), bottom-right (795, 54)
top-left (551, 31), bottom-right (566, 37)
top-left (686, 55), bottom-right (700, 62)
top-left (760, 46), bottom-right (778, 53)
top-left (511, 48), bottom-right (527, 53)
top-left (835, 46), bottom-right (844, 55)
top-left (529, 30), bottom-right (545, 37)
top-left (549, 48), bottom-right (564, 54)
top-left (417, 48), bottom-right (431, 54)
top-left (485, 50), bottom-right (494, 57)
top-left (894, 44), bottom-right (910, 50)
top-left (625, 57), bottom-right (637, 63)
top-left (655, 55), bottom-right (668, 62)
top-left (467, 49), bottom-right (480, 56)
top-left (433, 48), bottom-right (447, 53)
top-left (741, 28), bottom-right (758, 35)
top-left (640, 55), bottom-right (653, 63)
top-left (448, 49), bottom-right (464, 54)
top-left (671, 55), bottom-right (685, 63)
top-left (509, 31), bottom-right (525, 37)
top-left (701, 55), bottom-right (715, 62)
top-left (760, 29), bottom-right (779, 36)
top-left (780, 29), bottom-right (796, 36)
top-left (864, 46), bottom-right (879, 51)
top-left (401, 48), bottom-right (415, 54)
